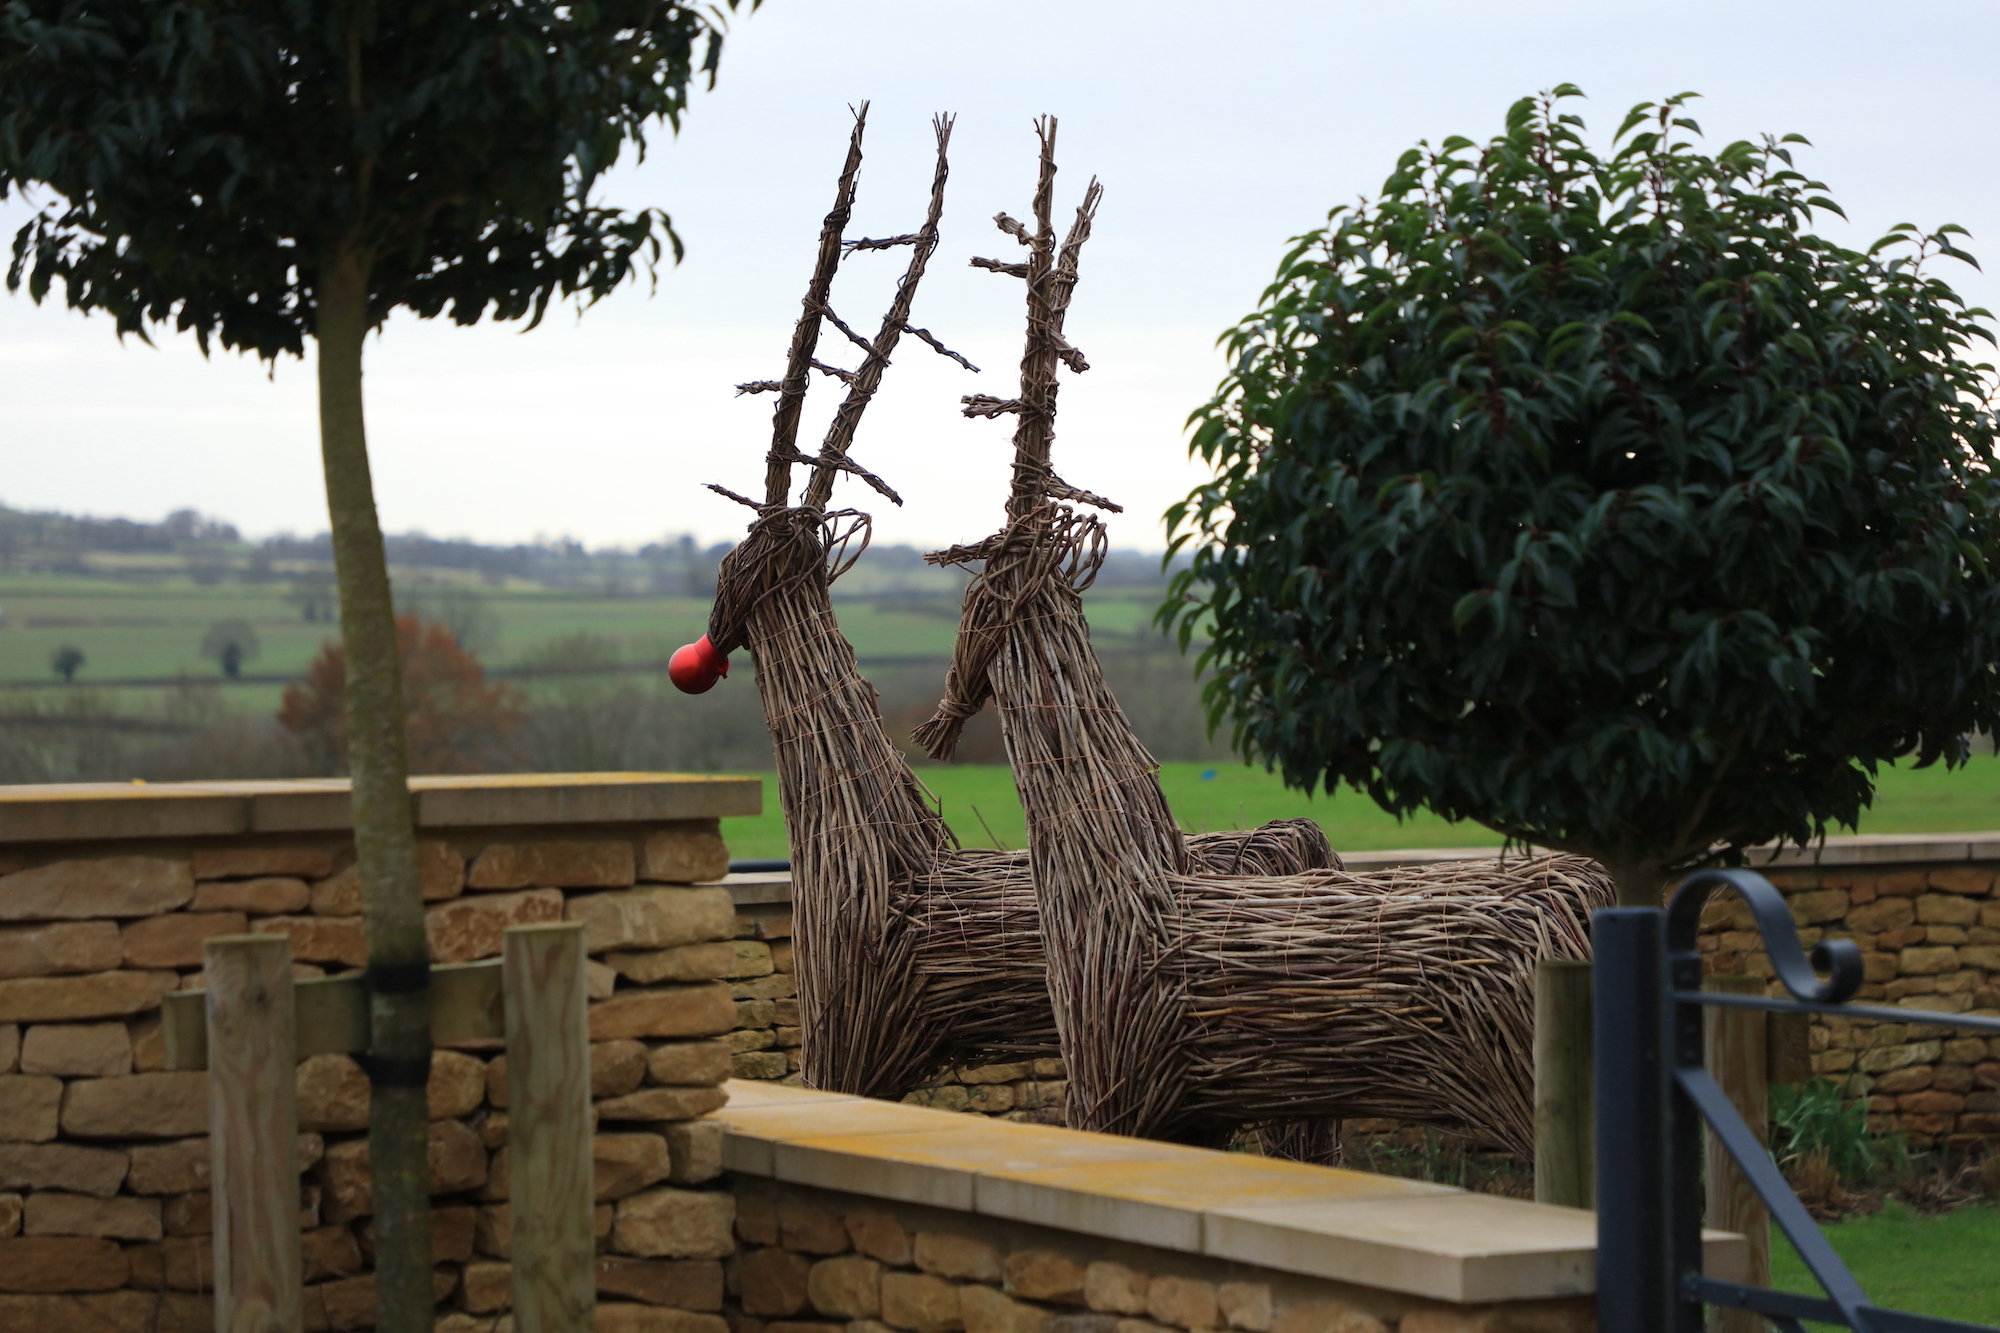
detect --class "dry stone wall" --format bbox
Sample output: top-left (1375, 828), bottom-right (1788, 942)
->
top-left (1701, 859), bottom-right (2000, 1148)
top-left (0, 781), bottom-right (751, 1333)
top-left (722, 1178), bottom-right (1590, 1333)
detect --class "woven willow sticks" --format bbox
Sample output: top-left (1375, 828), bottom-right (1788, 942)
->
top-left (699, 110), bottom-right (1331, 1099)
top-left (919, 120), bottom-right (1614, 1154)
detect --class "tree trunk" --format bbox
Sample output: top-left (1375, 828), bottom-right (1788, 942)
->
top-left (317, 247), bottom-right (434, 1333)
top-left (1598, 851), bottom-right (1669, 908)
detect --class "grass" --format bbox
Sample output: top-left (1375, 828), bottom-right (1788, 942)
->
top-left (0, 570), bottom-right (1162, 690)
top-left (715, 753), bottom-right (2000, 861)
top-left (1769, 1202), bottom-right (2000, 1326)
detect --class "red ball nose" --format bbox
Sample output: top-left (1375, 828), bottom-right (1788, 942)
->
top-left (669, 636), bottom-right (729, 694)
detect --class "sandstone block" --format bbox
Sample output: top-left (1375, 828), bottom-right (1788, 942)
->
top-left (916, 1232), bottom-right (1001, 1283)
top-left (1900, 946), bottom-right (1960, 975)
top-left (128, 1138), bottom-right (215, 1195)
top-left (431, 1119), bottom-right (489, 1193)
top-left (596, 1086), bottom-right (728, 1122)
top-left (163, 1190), bottom-right (210, 1236)
top-left (1217, 1285), bottom-right (1271, 1333)
top-left (0, 858), bottom-right (192, 922)
top-left (736, 1194), bottom-right (778, 1244)
top-left (770, 941), bottom-right (794, 973)
top-left (733, 1052), bottom-right (790, 1081)
top-left (127, 1234), bottom-right (214, 1291)
top-left (0, 1143), bottom-right (127, 1196)
top-left (777, 1201), bottom-right (848, 1254)
top-left (1848, 899), bottom-right (1915, 934)
top-left (591, 984), bottom-right (734, 1041)
top-left (23, 1191), bottom-right (160, 1241)
top-left (1929, 867), bottom-right (1995, 895)
top-left (0, 970), bottom-right (178, 1024)
top-left (571, 889), bottom-right (736, 955)
top-left (665, 1120), bottom-right (724, 1185)
top-left (882, 1272), bottom-right (962, 1332)
top-left (741, 1247), bottom-right (813, 1317)
top-left (1871, 1066), bottom-right (1932, 1095)
top-left (966, 1084), bottom-right (1014, 1115)
top-left (1268, 1302), bottom-right (1388, 1333)
top-left (640, 825), bottom-right (728, 885)
top-left (193, 847), bottom-right (336, 881)
top-left (596, 1305), bottom-right (731, 1333)
top-left (0, 1194), bottom-right (16, 1238)
top-left (0, 1236), bottom-right (127, 1292)
top-left (1147, 1278), bottom-right (1218, 1330)
top-left (20, 1023), bottom-right (131, 1078)
top-left (301, 1269), bottom-right (459, 1332)
top-left (589, 958), bottom-right (618, 1000)
top-left (1045, 1320), bottom-right (1118, 1333)
top-left (592, 1040), bottom-right (650, 1099)
top-left (192, 876), bottom-right (312, 916)
top-left (299, 1055), bottom-right (373, 1132)
top-left (464, 1260), bottom-right (513, 1313)
top-left (431, 1050), bottom-right (488, 1119)
top-left (736, 999), bottom-right (778, 1031)
top-left (60, 1070), bottom-right (205, 1139)
top-left (1085, 1265), bottom-right (1149, 1316)
top-left (0, 1026), bottom-right (13, 1073)
top-left (730, 975), bottom-right (797, 1002)
top-left (122, 912), bottom-right (249, 969)
top-left (728, 942), bottom-right (775, 980)
top-left (255, 916), bottom-right (368, 968)
top-left (963, 1287), bottom-right (1048, 1333)
top-left (757, 914), bottom-right (794, 942)
top-left (0, 923), bottom-right (121, 980)
top-left (593, 1134), bottom-right (673, 1202)
top-left (427, 889), bottom-right (566, 964)
top-left (846, 1208), bottom-right (911, 1266)
top-left (614, 1187), bottom-right (735, 1259)
top-left (435, 1204), bottom-right (478, 1263)
top-left (471, 841), bottom-right (635, 891)
top-left (1876, 871), bottom-right (1929, 897)
top-left (0, 1077), bottom-right (61, 1142)
top-left (1007, 1252), bottom-right (1086, 1305)
top-left (1961, 946), bottom-right (2000, 970)
top-left (305, 1223), bottom-right (364, 1282)
top-left (1917, 894), bottom-right (1981, 926)
top-left (1788, 890), bottom-right (1850, 926)
top-left (1898, 1089), bottom-right (1966, 1114)
top-left (595, 1256), bottom-right (725, 1310)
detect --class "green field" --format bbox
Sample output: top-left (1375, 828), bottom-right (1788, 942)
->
top-left (0, 571), bottom-right (1165, 709)
top-left (1770, 1203), bottom-right (2000, 1326)
top-left (715, 753), bottom-right (2000, 861)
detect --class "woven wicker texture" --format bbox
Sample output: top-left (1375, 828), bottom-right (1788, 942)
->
top-left (917, 120), bottom-right (1616, 1152)
top-left (702, 110), bottom-right (1338, 1100)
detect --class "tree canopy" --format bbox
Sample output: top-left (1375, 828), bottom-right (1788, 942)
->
top-left (1166, 89), bottom-right (2000, 902)
top-left (2, 0), bottom-right (738, 352)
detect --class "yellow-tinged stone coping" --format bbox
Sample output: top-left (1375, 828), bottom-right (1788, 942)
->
top-left (0, 772), bottom-right (761, 843)
top-left (713, 1080), bottom-right (1750, 1305)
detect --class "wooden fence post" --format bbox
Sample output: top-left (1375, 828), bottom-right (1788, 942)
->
top-left (1704, 973), bottom-right (1770, 1333)
top-left (503, 922), bottom-right (595, 1333)
top-left (1534, 958), bottom-right (1594, 1208)
top-left (206, 934), bottom-right (304, 1333)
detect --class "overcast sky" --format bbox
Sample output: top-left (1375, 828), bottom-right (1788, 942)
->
top-left (4, 0), bottom-right (1995, 552)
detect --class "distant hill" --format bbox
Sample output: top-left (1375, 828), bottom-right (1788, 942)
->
top-left (0, 502), bottom-right (1184, 599)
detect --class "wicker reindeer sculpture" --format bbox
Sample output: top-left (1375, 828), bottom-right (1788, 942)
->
top-left (915, 120), bottom-right (1617, 1155)
top-left (679, 108), bottom-right (1334, 1101)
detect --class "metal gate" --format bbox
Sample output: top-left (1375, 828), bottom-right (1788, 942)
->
top-left (1593, 868), bottom-right (2000, 1332)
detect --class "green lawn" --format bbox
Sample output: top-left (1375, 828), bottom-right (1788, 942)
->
top-left (1769, 1203), bottom-right (2000, 1326)
top-left (716, 753), bottom-right (2000, 861)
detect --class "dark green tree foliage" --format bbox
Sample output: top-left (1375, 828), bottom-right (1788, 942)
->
top-left (2, 0), bottom-right (725, 349)
top-left (3, 5), bottom-right (742, 1329)
top-left (1167, 90), bottom-right (2000, 904)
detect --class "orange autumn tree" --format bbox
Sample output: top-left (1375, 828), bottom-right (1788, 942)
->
top-left (281, 614), bottom-right (526, 774)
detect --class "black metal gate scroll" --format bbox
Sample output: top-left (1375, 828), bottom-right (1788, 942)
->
top-left (1593, 868), bottom-right (2000, 1333)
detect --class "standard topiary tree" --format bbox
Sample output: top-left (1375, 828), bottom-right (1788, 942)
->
top-left (201, 618), bottom-right (262, 679)
top-left (3, 5), bottom-right (743, 1326)
top-left (1167, 89), bottom-right (2000, 908)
